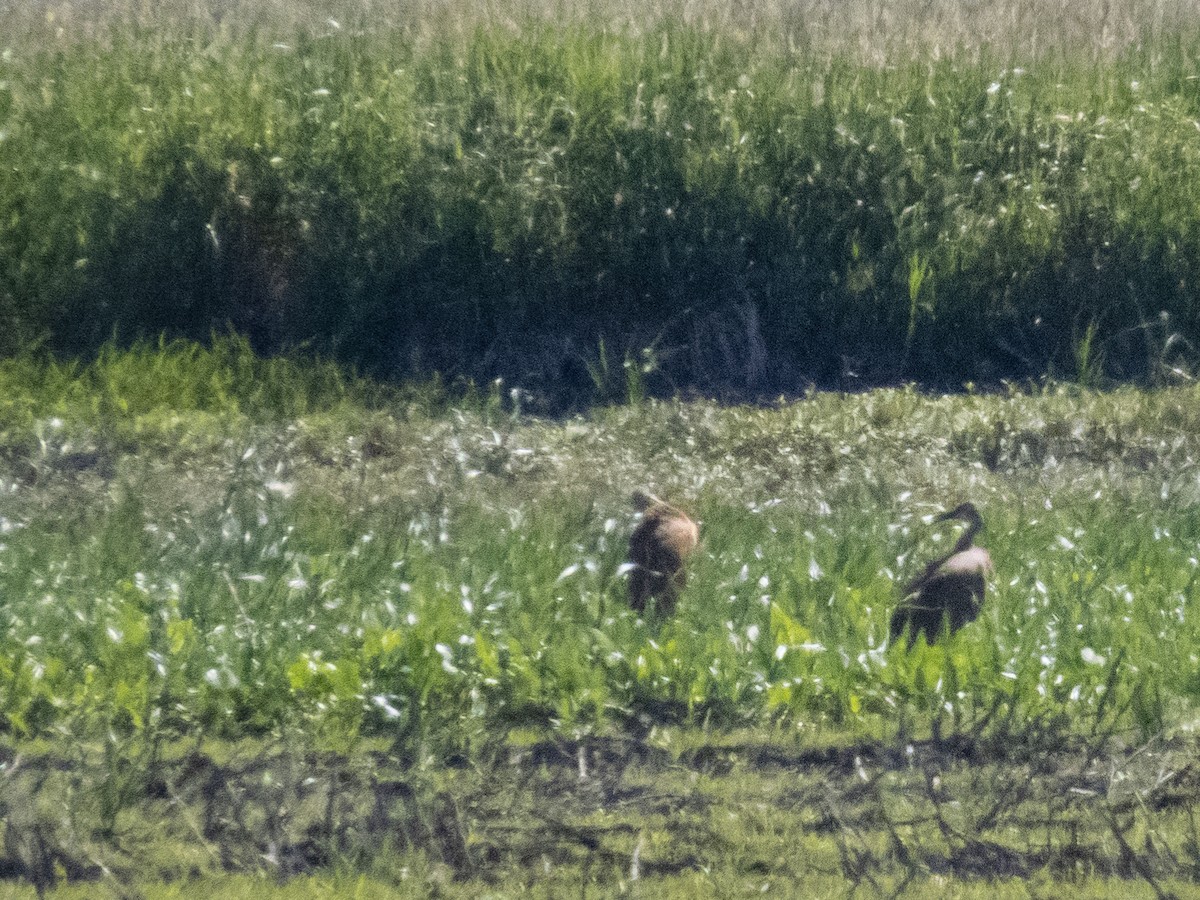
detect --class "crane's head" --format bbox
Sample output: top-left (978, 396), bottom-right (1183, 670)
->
top-left (936, 502), bottom-right (983, 527)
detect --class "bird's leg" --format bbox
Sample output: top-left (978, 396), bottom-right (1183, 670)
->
top-left (930, 671), bottom-right (945, 750)
top-left (897, 704), bottom-right (912, 752)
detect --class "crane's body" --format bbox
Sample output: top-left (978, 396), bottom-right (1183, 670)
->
top-left (890, 503), bottom-right (992, 648)
top-left (627, 491), bottom-right (699, 617)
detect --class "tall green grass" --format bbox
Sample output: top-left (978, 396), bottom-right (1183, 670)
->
top-left (5, 0), bottom-right (1200, 400)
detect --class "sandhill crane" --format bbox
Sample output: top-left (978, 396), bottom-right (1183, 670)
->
top-left (889, 502), bottom-right (993, 648)
top-left (626, 491), bottom-right (699, 617)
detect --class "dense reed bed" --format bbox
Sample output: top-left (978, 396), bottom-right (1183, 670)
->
top-left (6, 1), bottom-right (1200, 400)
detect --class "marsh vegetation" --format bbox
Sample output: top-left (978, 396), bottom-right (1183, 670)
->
top-left (7, 0), bottom-right (1200, 894)
top-left (0, 341), bottom-right (1199, 895)
top-left (7, 0), bottom-right (1200, 402)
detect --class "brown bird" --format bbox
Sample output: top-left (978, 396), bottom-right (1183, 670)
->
top-left (626, 491), bottom-right (700, 617)
top-left (889, 502), bottom-right (993, 648)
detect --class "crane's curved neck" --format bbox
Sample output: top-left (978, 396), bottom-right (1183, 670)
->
top-left (904, 509), bottom-right (984, 593)
top-left (951, 516), bottom-right (981, 555)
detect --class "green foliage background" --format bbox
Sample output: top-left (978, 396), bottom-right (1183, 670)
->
top-left (6, 0), bottom-right (1200, 399)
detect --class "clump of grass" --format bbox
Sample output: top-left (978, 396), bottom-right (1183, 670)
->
top-left (0, 336), bottom-right (447, 446)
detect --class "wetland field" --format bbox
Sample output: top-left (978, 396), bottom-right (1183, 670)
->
top-left (2, 342), bottom-right (1200, 896)
top-left (9, 0), bottom-right (1200, 895)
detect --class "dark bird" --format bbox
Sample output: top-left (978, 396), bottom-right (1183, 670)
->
top-left (626, 491), bottom-right (699, 617)
top-left (889, 502), bottom-right (993, 648)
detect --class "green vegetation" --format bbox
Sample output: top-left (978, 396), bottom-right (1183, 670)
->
top-left (2, 340), bottom-right (1200, 894)
top-left (8, 0), bottom-right (1200, 892)
top-left (5, 0), bottom-right (1200, 400)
